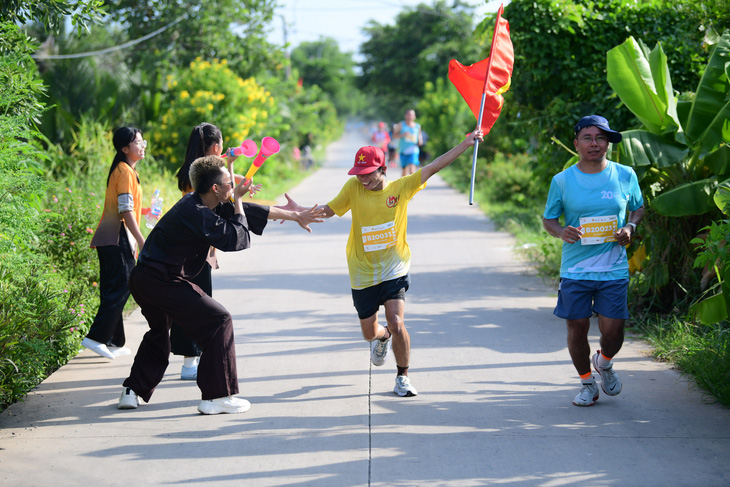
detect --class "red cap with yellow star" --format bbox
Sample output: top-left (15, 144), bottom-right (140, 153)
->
top-left (348, 146), bottom-right (385, 175)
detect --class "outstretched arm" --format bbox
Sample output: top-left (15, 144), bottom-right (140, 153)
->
top-left (420, 129), bottom-right (483, 184)
top-left (267, 205), bottom-right (326, 232)
top-left (274, 193), bottom-right (336, 218)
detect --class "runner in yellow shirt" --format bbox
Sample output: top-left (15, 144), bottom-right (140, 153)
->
top-left (307, 127), bottom-right (483, 396)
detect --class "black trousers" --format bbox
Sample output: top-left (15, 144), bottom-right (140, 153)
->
top-left (169, 262), bottom-right (211, 357)
top-left (86, 227), bottom-right (134, 347)
top-left (124, 264), bottom-right (239, 402)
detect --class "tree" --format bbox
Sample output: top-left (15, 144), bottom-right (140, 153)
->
top-left (358, 0), bottom-right (482, 121)
top-left (103, 0), bottom-right (282, 79)
top-left (290, 37), bottom-right (363, 116)
top-left (0, 0), bottom-right (106, 33)
top-left (502, 0), bottom-right (712, 175)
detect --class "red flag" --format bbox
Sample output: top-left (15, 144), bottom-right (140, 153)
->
top-left (448, 4), bottom-right (513, 134)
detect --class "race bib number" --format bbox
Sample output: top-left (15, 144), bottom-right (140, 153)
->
top-left (362, 221), bottom-right (397, 252)
top-left (580, 215), bottom-right (617, 245)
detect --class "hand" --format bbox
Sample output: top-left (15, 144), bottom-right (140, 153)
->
top-left (248, 182), bottom-right (263, 197)
top-left (225, 148), bottom-right (239, 163)
top-left (469, 128), bottom-right (484, 145)
top-left (294, 204), bottom-right (326, 233)
top-left (274, 192), bottom-right (306, 212)
top-left (561, 225), bottom-right (583, 244)
top-left (233, 177), bottom-right (252, 201)
top-left (614, 226), bottom-right (633, 246)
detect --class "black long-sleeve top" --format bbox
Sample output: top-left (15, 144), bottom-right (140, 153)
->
top-left (138, 192), bottom-right (269, 280)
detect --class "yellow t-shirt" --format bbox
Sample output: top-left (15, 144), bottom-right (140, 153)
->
top-left (328, 170), bottom-right (426, 289)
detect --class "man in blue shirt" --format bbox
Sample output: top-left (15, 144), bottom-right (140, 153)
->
top-left (543, 115), bottom-right (644, 407)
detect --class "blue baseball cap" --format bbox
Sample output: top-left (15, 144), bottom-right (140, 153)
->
top-left (574, 115), bottom-right (622, 143)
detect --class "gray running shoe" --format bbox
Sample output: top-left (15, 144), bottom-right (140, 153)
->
top-left (118, 387), bottom-right (140, 409)
top-left (370, 334), bottom-right (391, 366)
top-left (572, 378), bottom-right (599, 407)
top-left (593, 350), bottom-right (622, 396)
top-left (394, 375), bottom-right (418, 397)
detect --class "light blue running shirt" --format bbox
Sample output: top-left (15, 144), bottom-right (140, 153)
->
top-left (544, 161), bottom-right (643, 281)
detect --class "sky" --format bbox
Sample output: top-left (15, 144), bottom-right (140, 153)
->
top-left (267, 0), bottom-right (506, 60)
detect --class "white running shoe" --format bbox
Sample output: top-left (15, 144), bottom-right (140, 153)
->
top-left (572, 378), bottom-right (599, 407)
top-left (108, 346), bottom-right (131, 357)
top-left (118, 387), bottom-right (140, 409)
top-left (393, 375), bottom-right (418, 397)
top-left (197, 396), bottom-right (251, 415)
top-left (370, 334), bottom-right (391, 366)
top-left (592, 350), bottom-right (622, 396)
top-left (82, 337), bottom-right (115, 360)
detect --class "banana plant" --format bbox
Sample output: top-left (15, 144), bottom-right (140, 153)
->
top-left (606, 31), bottom-right (730, 323)
top-left (607, 31), bottom-right (730, 216)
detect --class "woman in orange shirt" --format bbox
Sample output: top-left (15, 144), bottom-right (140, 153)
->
top-left (82, 127), bottom-right (147, 360)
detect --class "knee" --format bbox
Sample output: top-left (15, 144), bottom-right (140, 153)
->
top-left (386, 314), bottom-right (405, 335)
top-left (361, 328), bottom-right (379, 342)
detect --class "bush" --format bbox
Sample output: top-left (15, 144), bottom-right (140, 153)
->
top-left (149, 58), bottom-right (274, 170)
top-left (0, 258), bottom-right (96, 410)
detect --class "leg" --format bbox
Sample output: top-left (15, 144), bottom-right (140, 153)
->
top-left (566, 318), bottom-right (591, 376)
top-left (383, 298), bottom-right (409, 373)
top-left (597, 315), bottom-right (625, 359)
top-left (86, 245), bottom-right (132, 345)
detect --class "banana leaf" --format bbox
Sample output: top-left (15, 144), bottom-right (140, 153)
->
top-left (690, 292), bottom-right (728, 325)
top-left (706, 146), bottom-right (730, 179)
top-left (713, 179), bottom-right (730, 214)
top-left (617, 129), bottom-right (688, 167)
top-left (607, 37), bottom-right (679, 135)
top-left (651, 178), bottom-right (715, 216)
top-left (684, 30), bottom-right (730, 147)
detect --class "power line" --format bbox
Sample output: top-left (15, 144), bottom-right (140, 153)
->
top-left (31, 14), bottom-right (188, 60)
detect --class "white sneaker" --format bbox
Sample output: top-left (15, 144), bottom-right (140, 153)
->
top-left (370, 334), bottom-right (391, 366)
top-left (572, 378), bottom-right (599, 407)
top-left (180, 364), bottom-right (198, 380)
top-left (393, 375), bottom-right (418, 397)
top-left (118, 387), bottom-right (140, 409)
top-left (82, 337), bottom-right (115, 360)
top-left (592, 350), bottom-right (622, 396)
top-left (108, 346), bottom-right (131, 357)
top-left (197, 396), bottom-right (251, 415)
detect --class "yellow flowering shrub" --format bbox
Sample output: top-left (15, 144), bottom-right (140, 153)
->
top-left (150, 58), bottom-right (275, 170)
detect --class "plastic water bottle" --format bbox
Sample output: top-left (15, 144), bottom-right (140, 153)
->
top-left (145, 189), bottom-right (163, 229)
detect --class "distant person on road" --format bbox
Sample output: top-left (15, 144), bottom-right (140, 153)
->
top-left (371, 121), bottom-right (391, 157)
top-left (542, 115), bottom-right (644, 407)
top-left (392, 109), bottom-right (423, 177)
top-left (117, 155), bottom-right (324, 414)
top-left (82, 127), bottom-right (147, 360)
top-left (284, 127), bottom-right (483, 397)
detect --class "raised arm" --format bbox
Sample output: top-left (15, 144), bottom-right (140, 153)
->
top-left (420, 129), bottom-right (483, 184)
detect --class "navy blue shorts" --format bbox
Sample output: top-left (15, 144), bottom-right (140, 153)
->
top-left (554, 278), bottom-right (629, 320)
top-left (352, 275), bottom-right (410, 319)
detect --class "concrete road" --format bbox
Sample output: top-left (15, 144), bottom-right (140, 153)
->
top-left (1, 125), bottom-right (729, 486)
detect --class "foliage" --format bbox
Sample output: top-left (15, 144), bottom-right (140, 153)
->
top-left (37, 187), bottom-right (103, 285)
top-left (604, 32), bottom-right (730, 315)
top-left (103, 0), bottom-right (281, 80)
top-left (0, 260), bottom-right (96, 410)
top-left (290, 38), bottom-right (365, 117)
top-left (0, 23), bottom-right (48, 257)
top-left (633, 315), bottom-right (730, 407)
top-left (148, 58), bottom-right (274, 170)
top-left (0, 0), bottom-right (106, 34)
top-left (358, 0), bottom-right (483, 121)
top-left (32, 24), bottom-right (140, 147)
top-left (501, 0), bottom-right (712, 178)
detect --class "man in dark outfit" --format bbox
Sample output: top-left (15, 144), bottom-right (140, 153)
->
top-left (118, 155), bottom-right (323, 414)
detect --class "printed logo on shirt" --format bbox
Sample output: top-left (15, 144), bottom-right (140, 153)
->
top-left (362, 221), bottom-right (397, 252)
top-left (386, 195), bottom-right (399, 208)
top-left (580, 215), bottom-right (618, 245)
